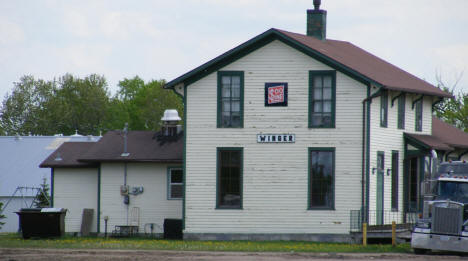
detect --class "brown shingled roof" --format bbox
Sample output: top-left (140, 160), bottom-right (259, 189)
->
top-left (165, 28), bottom-right (451, 98)
top-left (78, 130), bottom-right (183, 163)
top-left (405, 117), bottom-right (468, 151)
top-left (40, 142), bottom-right (98, 168)
top-left (432, 117), bottom-right (468, 149)
top-left (276, 29), bottom-right (451, 98)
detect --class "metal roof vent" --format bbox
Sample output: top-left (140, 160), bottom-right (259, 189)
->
top-left (121, 122), bottom-right (130, 157)
top-left (161, 109), bottom-right (182, 137)
top-left (161, 109), bottom-right (181, 122)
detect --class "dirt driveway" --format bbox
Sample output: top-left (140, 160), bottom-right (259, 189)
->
top-left (2, 248), bottom-right (468, 261)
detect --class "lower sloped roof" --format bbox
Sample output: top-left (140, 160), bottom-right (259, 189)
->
top-left (40, 142), bottom-right (98, 168)
top-left (405, 117), bottom-right (468, 151)
top-left (78, 130), bottom-right (183, 163)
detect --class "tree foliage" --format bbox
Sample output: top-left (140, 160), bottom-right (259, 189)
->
top-left (0, 202), bottom-right (5, 229)
top-left (107, 76), bottom-right (183, 131)
top-left (0, 74), bottom-right (183, 135)
top-left (434, 73), bottom-right (468, 132)
top-left (34, 177), bottom-right (50, 208)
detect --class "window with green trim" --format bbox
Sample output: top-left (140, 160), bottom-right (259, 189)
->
top-left (309, 71), bottom-right (336, 128)
top-left (217, 71), bottom-right (243, 128)
top-left (415, 99), bottom-right (423, 132)
top-left (380, 91), bottom-right (388, 127)
top-left (309, 148), bottom-right (335, 209)
top-left (397, 94), bottom-right (405, 129)
top-left (217, 148), bottom-right (243, 209)
top-left (168, 167), bottom-right (183, 200)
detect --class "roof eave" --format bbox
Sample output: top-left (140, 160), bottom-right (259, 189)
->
top-left (164, 28), bottom-right (381, 90)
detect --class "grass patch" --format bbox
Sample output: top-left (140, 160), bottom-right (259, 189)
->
top-left (0, 233), bottom-right (411, 253)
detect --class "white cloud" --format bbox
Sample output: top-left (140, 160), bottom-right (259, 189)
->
top-left (0, 17), bottom-right (25, 45)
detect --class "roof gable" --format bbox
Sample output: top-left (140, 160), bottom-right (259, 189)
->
top-left (165, 28), bottom-right (450, 98)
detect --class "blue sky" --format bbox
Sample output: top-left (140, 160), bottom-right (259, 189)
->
top-left (0, 0), bottom-right (467, 99)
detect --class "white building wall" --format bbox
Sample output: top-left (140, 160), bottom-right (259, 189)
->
top-left (369, 93), bottom-right (434, 223)
top-left (185, 40), bottom-right (367, 234)
top-left (0, 197), bottom-right (34, 232)
top-left (100, 163), bottom-right (182, 234)
top-left (54, 168), bottom-right (98, 233)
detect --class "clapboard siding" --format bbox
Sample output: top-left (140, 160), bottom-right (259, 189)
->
top-left (185, 40), bottom-right (366, 234)
top-left (99, 163), bottom-right (182, 234)
top-left (369, 93), bottom-right (433, 221)
top-left (53, 168), bottom-right (98, 233)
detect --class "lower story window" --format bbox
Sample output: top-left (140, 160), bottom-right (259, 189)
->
top-left (309, 148), bottom-right (335, 210)
top-left (168, 167), bottom-right (183, 199)
top-left (217, 148), bottom-right (243, 209)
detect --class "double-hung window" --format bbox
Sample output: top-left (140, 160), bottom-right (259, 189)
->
top-left (217, 71), bottom-right (244, 128)
top-left (167, 167), bottom-right (183, 200)
top-left (217, 148), bottom-right (243, 209)
top-left (309, 71), bottom-right (336, 128)
top-left (415, 98), bottom-right (423, 132)
top-left (380, 91), bottom-right (388, 127)
top-left (308, 148), bottom-right (335, 210)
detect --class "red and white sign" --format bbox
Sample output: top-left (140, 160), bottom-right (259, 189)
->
top-left (268, 85), bottom-right (285, 104)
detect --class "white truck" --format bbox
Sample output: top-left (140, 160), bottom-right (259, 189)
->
top-left (411, 160), bottom-right (468, 254)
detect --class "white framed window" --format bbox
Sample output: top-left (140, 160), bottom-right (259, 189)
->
top-left (167, 167), bottom-right (183, 200)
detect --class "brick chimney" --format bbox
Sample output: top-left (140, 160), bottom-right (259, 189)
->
top-left (307, 0), bottom-right (327, 40)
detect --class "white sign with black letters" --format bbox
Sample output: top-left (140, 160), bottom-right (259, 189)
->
top-left (257, 134), bottom-right (295, 143)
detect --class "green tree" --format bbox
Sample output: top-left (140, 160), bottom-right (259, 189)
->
top-left (0, 202), bottom-right (5, 229)
top-left (34, 178), bottom-right (50, 208)
top-left (109, 76), bottom-right (183, 131)
top-left (0, 75), bottom-right (55, 135)
top-left (51, 74), bottom-right (110, 135)
top-left (434, 74), bottom-right (468, 132)
top-left (0, 74), bottom-right (111, 136)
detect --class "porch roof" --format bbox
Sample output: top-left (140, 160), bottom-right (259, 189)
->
top-left (404, 117), bottom-right (468, 152)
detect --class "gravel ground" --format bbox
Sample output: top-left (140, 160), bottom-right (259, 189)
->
top-left (1, 248), bottom-right (468, 261)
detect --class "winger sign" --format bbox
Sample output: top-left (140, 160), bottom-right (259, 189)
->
top-left (257, 134), bottom-right (295, 143)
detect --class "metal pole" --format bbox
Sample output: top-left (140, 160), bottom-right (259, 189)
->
top-left (392, 221), bottom-right (396, 247)
top-left (362, 222), bottom-right (367, 246)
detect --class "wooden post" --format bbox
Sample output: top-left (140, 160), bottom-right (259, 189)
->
top-left (362, 222), bottom-right (367, 246)
top-left (392, 221), bottom-right (396, 247)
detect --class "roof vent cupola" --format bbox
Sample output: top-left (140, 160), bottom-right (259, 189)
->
top-left (161, 109), bottom-right (182, 137)
top-left (307, 0), bottom-right (327, 40)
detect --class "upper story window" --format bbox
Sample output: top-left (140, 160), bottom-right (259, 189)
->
top-left (415, 98), bottom-right (423, 132)
top-left (380, 91), bottom-right (388, 127)
top-left (397, 94), bottom-right (406, 129)
top-left (167, 167), bottom-right (183, 200)
top-left (217, 71), bottom-right (244, 128)
top-left (309, 148), bottom-right (335, 210)
top-left (309, 71), bottom-right (336, 128)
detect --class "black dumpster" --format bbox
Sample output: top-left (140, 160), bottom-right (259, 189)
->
top-left (163, 219), bottom-right (182, 239)
top-left (16, 208), bottom-right (67, 239)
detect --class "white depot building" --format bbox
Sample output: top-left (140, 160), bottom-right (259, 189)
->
top-left (40, 3), bottom-right (468, 241)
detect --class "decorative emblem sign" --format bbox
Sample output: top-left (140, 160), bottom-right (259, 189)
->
top-left (265, 82), bottom-right (288, 106)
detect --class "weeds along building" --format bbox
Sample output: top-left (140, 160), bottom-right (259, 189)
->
top-left (40, 2), bottom-right (468, 241)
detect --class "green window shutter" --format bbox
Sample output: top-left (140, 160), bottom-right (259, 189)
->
top-left (216, 147), bottom-right (243, 209)
top-left (380, 91), bottom-right (388, 127)
top-left (308, 147), bottom-right (335, 210)
top-left (217, 71), bottom-right (244, 128)
top-left (397, 94), bottom-right (405, 129)
top-left (308, 71), bottom-right (336, 128)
